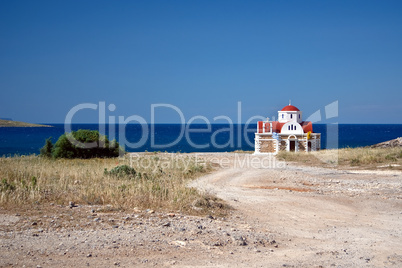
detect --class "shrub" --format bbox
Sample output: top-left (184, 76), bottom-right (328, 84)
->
top-left (104, 165), bottom-right (137, 178)
top-left (40, 137), bottom-right (53, 158)
top-left (41, 129), bottom-right (123, 159)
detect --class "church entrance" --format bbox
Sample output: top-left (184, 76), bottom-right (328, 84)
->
top-left (289, 140), bottom-right (296, 151)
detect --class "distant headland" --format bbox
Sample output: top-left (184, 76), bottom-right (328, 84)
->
top-left (0, 119), bottom-right (51, 127)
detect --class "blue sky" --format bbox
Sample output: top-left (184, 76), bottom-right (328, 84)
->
top-left (1, 0), bottom-right (401, 124)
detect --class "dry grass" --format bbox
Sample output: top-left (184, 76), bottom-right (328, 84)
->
top-left (277, 147), bottom-right (402, 170)
top-left (338, 147), bottom-right (402, 168)
top-left (0, 153), bottom-right (229, 216)
top-left (232, 150), bottom-right (254, 154)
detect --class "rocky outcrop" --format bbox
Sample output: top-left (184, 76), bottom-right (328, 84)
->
top-left (371, 137), bottom-right (402, 148)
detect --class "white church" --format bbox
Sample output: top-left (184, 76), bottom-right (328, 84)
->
top-left (254, 103), bottom-right (321, 154)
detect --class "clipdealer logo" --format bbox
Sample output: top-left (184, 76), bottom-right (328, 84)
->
top-left (63, 101), bottom-right (264, 151)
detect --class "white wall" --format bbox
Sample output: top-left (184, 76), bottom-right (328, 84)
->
top-left (280, 122), bottom-right (304, 134)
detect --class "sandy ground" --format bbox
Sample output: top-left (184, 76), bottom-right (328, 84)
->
top-left (1, 153), bottom-right (402, 267)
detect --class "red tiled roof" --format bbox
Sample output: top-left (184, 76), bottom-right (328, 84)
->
top-left (281, 105), bottom-right (300, 111)
top-left (271, 121), bottom-right (285, 133)
top-left (257, 121), bottom-right (314, 134)
top-left (271, 121), bottom-right (313, 134)
top-left (301, 121), bottom-right (313, 133)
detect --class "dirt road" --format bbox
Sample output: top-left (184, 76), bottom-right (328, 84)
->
top-left (190, 153), bottom-right (402, 267)
top-left (1, 153), bottom-right (401, 267)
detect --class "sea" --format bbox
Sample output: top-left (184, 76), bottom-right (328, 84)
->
top-left (0, 124), bottom-right (401, 156)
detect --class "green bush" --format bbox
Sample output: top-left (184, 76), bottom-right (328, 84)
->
top-left (40, 137), bottom-right (53, 157)
top-left (104, 165), bottom-right (137, 178)
top-left (41, 129), bottom-right (123, 159)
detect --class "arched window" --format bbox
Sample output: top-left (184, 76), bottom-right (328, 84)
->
top-left (282, 114), bottom-right (284, 119)
top-left (290, 114), bottom-right (293, 119)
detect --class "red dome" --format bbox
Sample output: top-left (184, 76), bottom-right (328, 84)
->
top-left (281, 105), bottom-right (300, 111)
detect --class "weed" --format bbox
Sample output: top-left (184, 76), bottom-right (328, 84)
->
top-left (0, 178), bottom-right (16, 192)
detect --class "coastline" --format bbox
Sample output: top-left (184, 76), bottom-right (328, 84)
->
top-left (0, 119), bottom-right (51, 127)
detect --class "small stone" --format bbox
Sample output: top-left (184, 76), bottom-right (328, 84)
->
top-left (168, 213), bottom-right (175, 217)
top-left (86, 253), bottom-right (92, 257)
top-left (31, 222), bottom-right (37, 226)
top-left (69, 201), bottom-right (76, 208)
top-left (112, 225), bottom-right (119, 229)
top-left (162, 222), bottom-right (171, 227)
top-left (147, 209), bottom-right (155, 214)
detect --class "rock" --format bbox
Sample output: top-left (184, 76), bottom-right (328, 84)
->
top-left (232, 235), bottom-right (247, 246)
top-left (133, 207), bottom-right (141, 212)
top-left (212, 241), bottom-right (223, 246)
top-left (69, 201), bottom-right (76, 208)
top-left (86, 253), bottom-right (92, 257)
top-left (161, 222), bottom-right (171, 227)
top-left (171, 240), bottom-right (186, 247)
top-left (372, 137), bottom-right (402, 148)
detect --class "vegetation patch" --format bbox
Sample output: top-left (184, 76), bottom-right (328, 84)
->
top-left (40, 129), bottom-right (123, 159)
top-left (0, 153), bottom-right (228, 216)
top-left (277, 147), bottom-right (402, 170)
top-left (104, 165), bottom-right (137, 178)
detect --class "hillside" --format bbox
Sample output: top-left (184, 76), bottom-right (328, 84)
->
top-left (0, 119), bottom-right (51, 127)
top-left (371, 137), bottom-right (402, 148)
